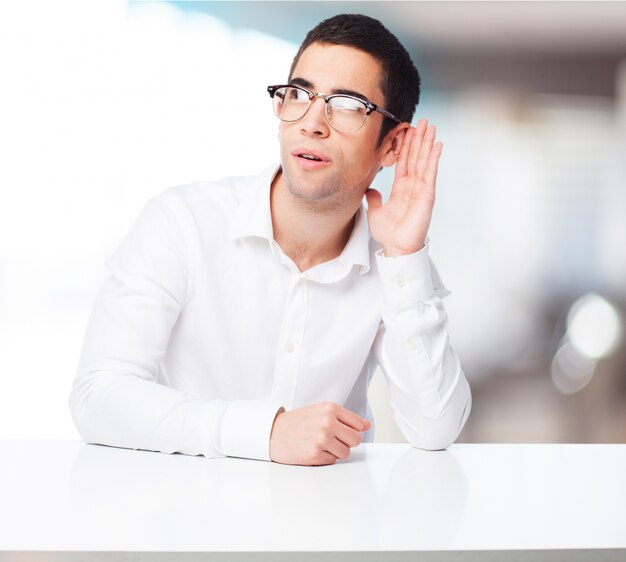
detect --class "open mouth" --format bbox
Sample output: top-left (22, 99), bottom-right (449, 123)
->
top-left (292, 149), bottom-right (331, 163)
top-left (299, 154), bottom-right (323, 162)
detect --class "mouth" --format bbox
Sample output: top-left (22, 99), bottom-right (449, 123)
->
top-left (292, 148), bottom-right (331, 163)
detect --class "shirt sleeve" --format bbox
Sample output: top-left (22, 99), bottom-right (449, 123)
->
top-left (371, 238), bottom-right (472, 451)
top-left (68, 194), bottom-right (284, 461)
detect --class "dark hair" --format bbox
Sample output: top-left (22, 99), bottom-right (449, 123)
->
top-left (288, 14), bottom-right (421, 146)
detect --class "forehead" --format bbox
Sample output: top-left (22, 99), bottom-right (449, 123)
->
top-left (291, 42), bottom-right (384, 105)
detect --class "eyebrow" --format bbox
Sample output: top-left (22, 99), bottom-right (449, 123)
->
top-left (289, 77), bottom-right (372, 104)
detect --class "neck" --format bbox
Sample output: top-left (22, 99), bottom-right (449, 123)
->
top-left (270, 169), bottom-right (361, 272)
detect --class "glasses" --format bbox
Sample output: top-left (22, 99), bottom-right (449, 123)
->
top-left (267, 84), bottom-right (401, 133)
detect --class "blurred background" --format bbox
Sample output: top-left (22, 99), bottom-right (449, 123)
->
top-left (1, 1), bottom-right (625, 444)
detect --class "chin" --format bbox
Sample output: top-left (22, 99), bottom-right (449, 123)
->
top-left (283, 170), bottom-right (340, 203)
top-left (288, 183), bottom-right (338, 203)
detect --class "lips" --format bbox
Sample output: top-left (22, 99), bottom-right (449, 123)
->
top-left (292, 148), bottom-right (331, 163)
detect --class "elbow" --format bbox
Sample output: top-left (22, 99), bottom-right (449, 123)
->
top-left (394, 388), bottom-right (472, 452)
top-left (408, 431), bottom-right (457, 452)
top-left (393, 407), bottom-right (457, 451)
top-left (68, 372), bottom-right (104, 444)
top-left (68, 379), bottom-right (90, 443)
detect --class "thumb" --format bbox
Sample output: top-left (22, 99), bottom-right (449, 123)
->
top-left (365, 188), bottom-right (383, 211)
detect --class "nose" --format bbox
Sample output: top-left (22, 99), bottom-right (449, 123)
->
top-left (299, 95), bottom-right (330, 138)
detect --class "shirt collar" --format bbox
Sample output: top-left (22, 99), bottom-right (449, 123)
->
top-left (230, 162), bottom-right (371, 276)
top-left (337, 200), bottom-right (371, 275)
top-left (229, 163), bottom-right (279, 242)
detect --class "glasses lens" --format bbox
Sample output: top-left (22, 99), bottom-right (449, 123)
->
top-left (326, 96), bottom-right (367, 132)
top-left (273, 86), bottom-right (310, 122)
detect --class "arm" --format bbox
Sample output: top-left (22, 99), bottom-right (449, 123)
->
top-left (371, 242), bottom-right (471, 450)
top-left (365, 119), bottom-right (471, 450)
top-left (68, 194), bottom-right (283, 460)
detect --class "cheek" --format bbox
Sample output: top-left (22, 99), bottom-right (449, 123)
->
top-left (277, 121), bottom-right (289, 141)
top-left (351, 143), bottom-right (377, 171)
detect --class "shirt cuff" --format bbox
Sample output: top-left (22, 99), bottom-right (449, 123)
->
top-left (375, 243), bottom-right (435, 307)
top-left (219, 399), bottom-right (285, 461)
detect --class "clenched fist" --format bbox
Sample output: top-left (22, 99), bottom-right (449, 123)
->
top-left (269, 401), bottom-right (372, 466)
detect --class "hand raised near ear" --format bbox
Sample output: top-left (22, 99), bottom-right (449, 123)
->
top-left (366, 118), bottom-right (443, 257)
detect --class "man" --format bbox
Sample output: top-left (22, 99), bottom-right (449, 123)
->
top-left (69, 14), bottom-right (471, 466)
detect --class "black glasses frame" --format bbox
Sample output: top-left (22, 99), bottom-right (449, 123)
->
top-left (267, 84), bottom-right (402, 131)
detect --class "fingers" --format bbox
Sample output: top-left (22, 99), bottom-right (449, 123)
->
top-left (365, 188), bottom-right (383, 211)
top-left (415, 124), bottom-right (437, 178)
top-left (312, 451), bottom-right (338, 466)
top-left (324, 437), bottom-right (351, 461)
top-left (408, 119), bottom-right (428, 175)
top-left (424, 141), bottom-right (443, 187)
top-left (335, 421), bottom-right (364, 448)
top-left (334, 403), bottom-right (370, 432)
top-left (402, 119), bottom-right (440, 180)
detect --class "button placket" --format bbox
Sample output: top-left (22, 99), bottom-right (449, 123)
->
top-left (271, 275), bottom-right (308, 409)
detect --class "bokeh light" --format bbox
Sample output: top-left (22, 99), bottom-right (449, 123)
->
top-left (566, 293), bottom-right (623, 359)
top-left (551, 341), bottom-right (597, 394)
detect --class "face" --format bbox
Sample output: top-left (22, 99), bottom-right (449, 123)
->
top-left (277, 42), bottom-right (398, 209)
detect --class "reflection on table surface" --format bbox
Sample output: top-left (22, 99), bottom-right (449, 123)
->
top-left (0, 441), bottom-right (624, 554)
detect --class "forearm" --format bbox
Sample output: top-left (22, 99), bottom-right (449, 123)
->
top-left (69, 369), bottom-right (283, 460)
top-left (69, 369), bottom-right (222, 457)
top-left (373, 315), bottom-right (471, 450)
top-left (373, 242), bottom-right (472, 450)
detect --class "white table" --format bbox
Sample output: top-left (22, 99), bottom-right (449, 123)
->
top-left (0, 440), bottom-right (624, 561)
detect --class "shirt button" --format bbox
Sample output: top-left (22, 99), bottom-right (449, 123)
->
top-left (396, 277), bottom-right (406, 288)
top-left (406, 340), bottom-right (417, 351)
top-left (286, 343), bottom-right (295, 353)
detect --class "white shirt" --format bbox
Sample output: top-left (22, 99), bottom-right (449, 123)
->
top-left (69, 164), bottom-right (472, 461)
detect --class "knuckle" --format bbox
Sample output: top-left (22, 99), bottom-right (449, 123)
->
top-left (322, 401), bottom-right (336, 413)
top-left (316, 433), bottom-right (329, 449)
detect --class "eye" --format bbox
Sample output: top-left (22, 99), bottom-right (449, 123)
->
top-left (329, 96), bottom-right (366, 113)
top-left (286, 87), bottom-right (309, 101)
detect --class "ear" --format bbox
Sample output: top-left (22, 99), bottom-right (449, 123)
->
top-left (379, 123), bottom-right (410, 168)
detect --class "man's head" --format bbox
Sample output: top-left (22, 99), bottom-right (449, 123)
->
top-left (288, 14), bottom-right (421, 146)
top-left (273, 14), bottom-right (421, 211)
